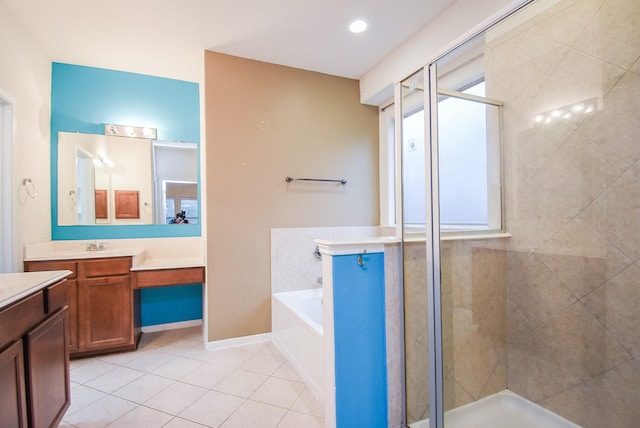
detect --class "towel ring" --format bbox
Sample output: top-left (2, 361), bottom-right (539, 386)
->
top-left (22, 178), bottom-right (37, 199)
top-left (68, 190), bottom-right (78, 206)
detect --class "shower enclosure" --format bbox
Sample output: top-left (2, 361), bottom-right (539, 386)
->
top-left (399, 0), bottom-right (640, 427)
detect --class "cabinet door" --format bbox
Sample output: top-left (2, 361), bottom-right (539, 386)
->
top-left (0, 340), bottom-right (28, 428)
top-left (79, 275), bottom-right (133, 350)
top-left (25, 308), bottom-right (70, 428)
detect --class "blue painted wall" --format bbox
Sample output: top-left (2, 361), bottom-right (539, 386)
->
top-left (50, 62), bottom-right (202, 326)
top-left (50, 62), bottom-right (201, 240)
top-left (141, 284), bottom-right (203, 326)
top-left (333, 252), bottom-right (388, 428)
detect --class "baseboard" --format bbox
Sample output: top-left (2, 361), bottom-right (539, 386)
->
top-left (205, 332), bottom-right (272, 351)
top-left (141, 319), bottom-right (202, 333)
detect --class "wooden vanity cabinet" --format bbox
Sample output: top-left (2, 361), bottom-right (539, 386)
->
top-left (0, 339), bottom-right (28, 427)
top-left (24, 257), bottom-right (139, 357)
top-left (0, 279), bottom-right (70, 428)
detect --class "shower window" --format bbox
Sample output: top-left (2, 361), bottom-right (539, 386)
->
top-left (398, 75), bottom-right (504, 235)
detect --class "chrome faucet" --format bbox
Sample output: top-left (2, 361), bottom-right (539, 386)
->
top-left (86, 241), bottom-right (105, 251)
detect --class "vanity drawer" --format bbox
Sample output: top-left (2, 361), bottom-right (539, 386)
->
top-left (0, 291), bottom-right (45, 347)
top-left (134, 267), bottom-right (205, 288)
top-left (44, 279), bottom-right (69, 314)
top-left (24, 260), bottom-right (77, 279)
top-left (83, 257), bottom-right (131, 277)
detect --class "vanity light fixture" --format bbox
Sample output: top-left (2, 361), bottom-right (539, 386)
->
top-left (104, 124), bottom-right (157, 139)
top-left (348, 18), bottom-right (368, 34)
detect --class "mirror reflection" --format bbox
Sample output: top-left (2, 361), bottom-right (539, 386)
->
top-left (58, 132), bottom-right (198, 225)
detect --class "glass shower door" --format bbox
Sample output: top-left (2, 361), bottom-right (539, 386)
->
top-left (402, 0), bottom-right (640, 427)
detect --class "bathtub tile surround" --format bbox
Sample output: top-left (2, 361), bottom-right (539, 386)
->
top-left (270, 226), bottom-right (382, 294)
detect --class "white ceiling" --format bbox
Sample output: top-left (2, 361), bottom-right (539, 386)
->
top-left (3, 0), bottom-right (456, 81)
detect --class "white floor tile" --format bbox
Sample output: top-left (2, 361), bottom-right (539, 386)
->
top-left (272, 361), bottom-right (303, 382)
top-left (164, 417), bottom-right (211, 428)
top-left (214, 369), bottom-right (269, 398)
top-left (179, 390), bottom-right (245, 427)
top-left (96, 350), bottom-right (140, 366)
top-left (64, 328), bottom-right (324, 427)
top-left (67, 383), bottom-right (108, 416)
top-left (85, 366), bottom-right (145, 393)
top-left (219, 400), bottom-right (287, 428)
top-left (240, 353), bottom-right (285, 376)
top-left (144, 381), bottom-right (208, 415)
top-left (202, 348), bottom-right (256, 369)
top-left (152, 355), bottom-right (204, 380)
top-left (119, 350), bottom-right (176, 372)
top-left (106, 406), bottom-right (173, 427)
top-left (70, 360), bottom-right (119, 385)
top-left (277, 410), bottom-right (324, 428)
top-left (250, 377), bottom-right (305, 408)
top-left (290, 387), bottom-right (324, 418)
top-left (180, 362), bottom-right (234, 389)
top-left (112, 373), bottom-right (175, 404)
top-left (64, 395), bottom-right (138, 428)
top-left (235, 341), bottom-right (280, 356)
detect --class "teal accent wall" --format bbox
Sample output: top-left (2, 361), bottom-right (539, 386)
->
top-left (141, 284), bottom-right (203, 326)
top-left (50, 62), bottom-right (201, 240)
top-left (333, 252), bottom-right (388, 427)
top-left (50, 62), bottom-right (203, 326)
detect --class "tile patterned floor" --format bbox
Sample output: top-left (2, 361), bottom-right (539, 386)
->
top-left (60, 327), bottom-right (324, 427)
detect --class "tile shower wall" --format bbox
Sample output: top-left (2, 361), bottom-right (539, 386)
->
top-left (404, 0), bottom-right (640, 426)
top-left (486, 0), bottom-right (640, 426)
top-left (404, 240), bottom-right (509, 423)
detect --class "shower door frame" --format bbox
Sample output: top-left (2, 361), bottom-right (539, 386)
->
top-left (397, 2), bottom-right (536, 428)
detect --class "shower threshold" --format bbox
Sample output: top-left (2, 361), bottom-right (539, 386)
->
top-left (411, 390), bottom-right (581, 428)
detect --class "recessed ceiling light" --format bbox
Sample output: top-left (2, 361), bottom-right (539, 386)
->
top-left (348, 18), bottom-right (368, 34)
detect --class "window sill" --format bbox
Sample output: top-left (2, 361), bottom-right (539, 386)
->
top-left (402, 230), bottom-right (512, 243)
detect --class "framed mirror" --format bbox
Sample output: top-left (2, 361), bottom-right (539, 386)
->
top-left (54, 131), bottom-right (200, 239)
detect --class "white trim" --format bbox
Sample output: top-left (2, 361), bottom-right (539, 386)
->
top-left (0, 92), bottom-right (14, 273)
top-left (314, 236), bottom-right (400, 256)
top-left (205, 332), bottom-right (271, 351)
top-left (141, 319), bottom-right (202, 333)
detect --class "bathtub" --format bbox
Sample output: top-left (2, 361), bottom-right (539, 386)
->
top-left (272, 288), bottom-right (324, 401)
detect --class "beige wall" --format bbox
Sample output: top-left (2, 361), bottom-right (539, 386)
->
top-left (204, 51), bottom-right (379, 341)
top-left (0, 2), bottom-right (51, 272)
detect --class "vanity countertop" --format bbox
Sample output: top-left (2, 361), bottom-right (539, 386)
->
top-left (23, 247), bottom-right (146, 262)
top-left (0, 270), bottom-right (72, 309)
top-left (23, 239), bottom-right (205, 271)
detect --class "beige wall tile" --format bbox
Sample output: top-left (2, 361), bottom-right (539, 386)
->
top-left (577, 73), bottom-right (640, 163)
top-left (530, 0), bottom-right (605, 47)
top-left (537, 217), bottom-right (632, 297)
top-left (573, 0), bottom-right (640, 70)
top-left (508, 254), bottom-right (577, 327)
top-left (534, 302), bottom-right (630, 381)
top-left (580, 161), bottom-right (640, 261)
top-left (582, 262), bottom-right (640, 356)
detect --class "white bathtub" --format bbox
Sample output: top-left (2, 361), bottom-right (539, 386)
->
top-left (272, 288), bottom-right (324, 402)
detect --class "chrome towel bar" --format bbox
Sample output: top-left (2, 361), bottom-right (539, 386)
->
top-left (285, 176), bottom-right (347, 185)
